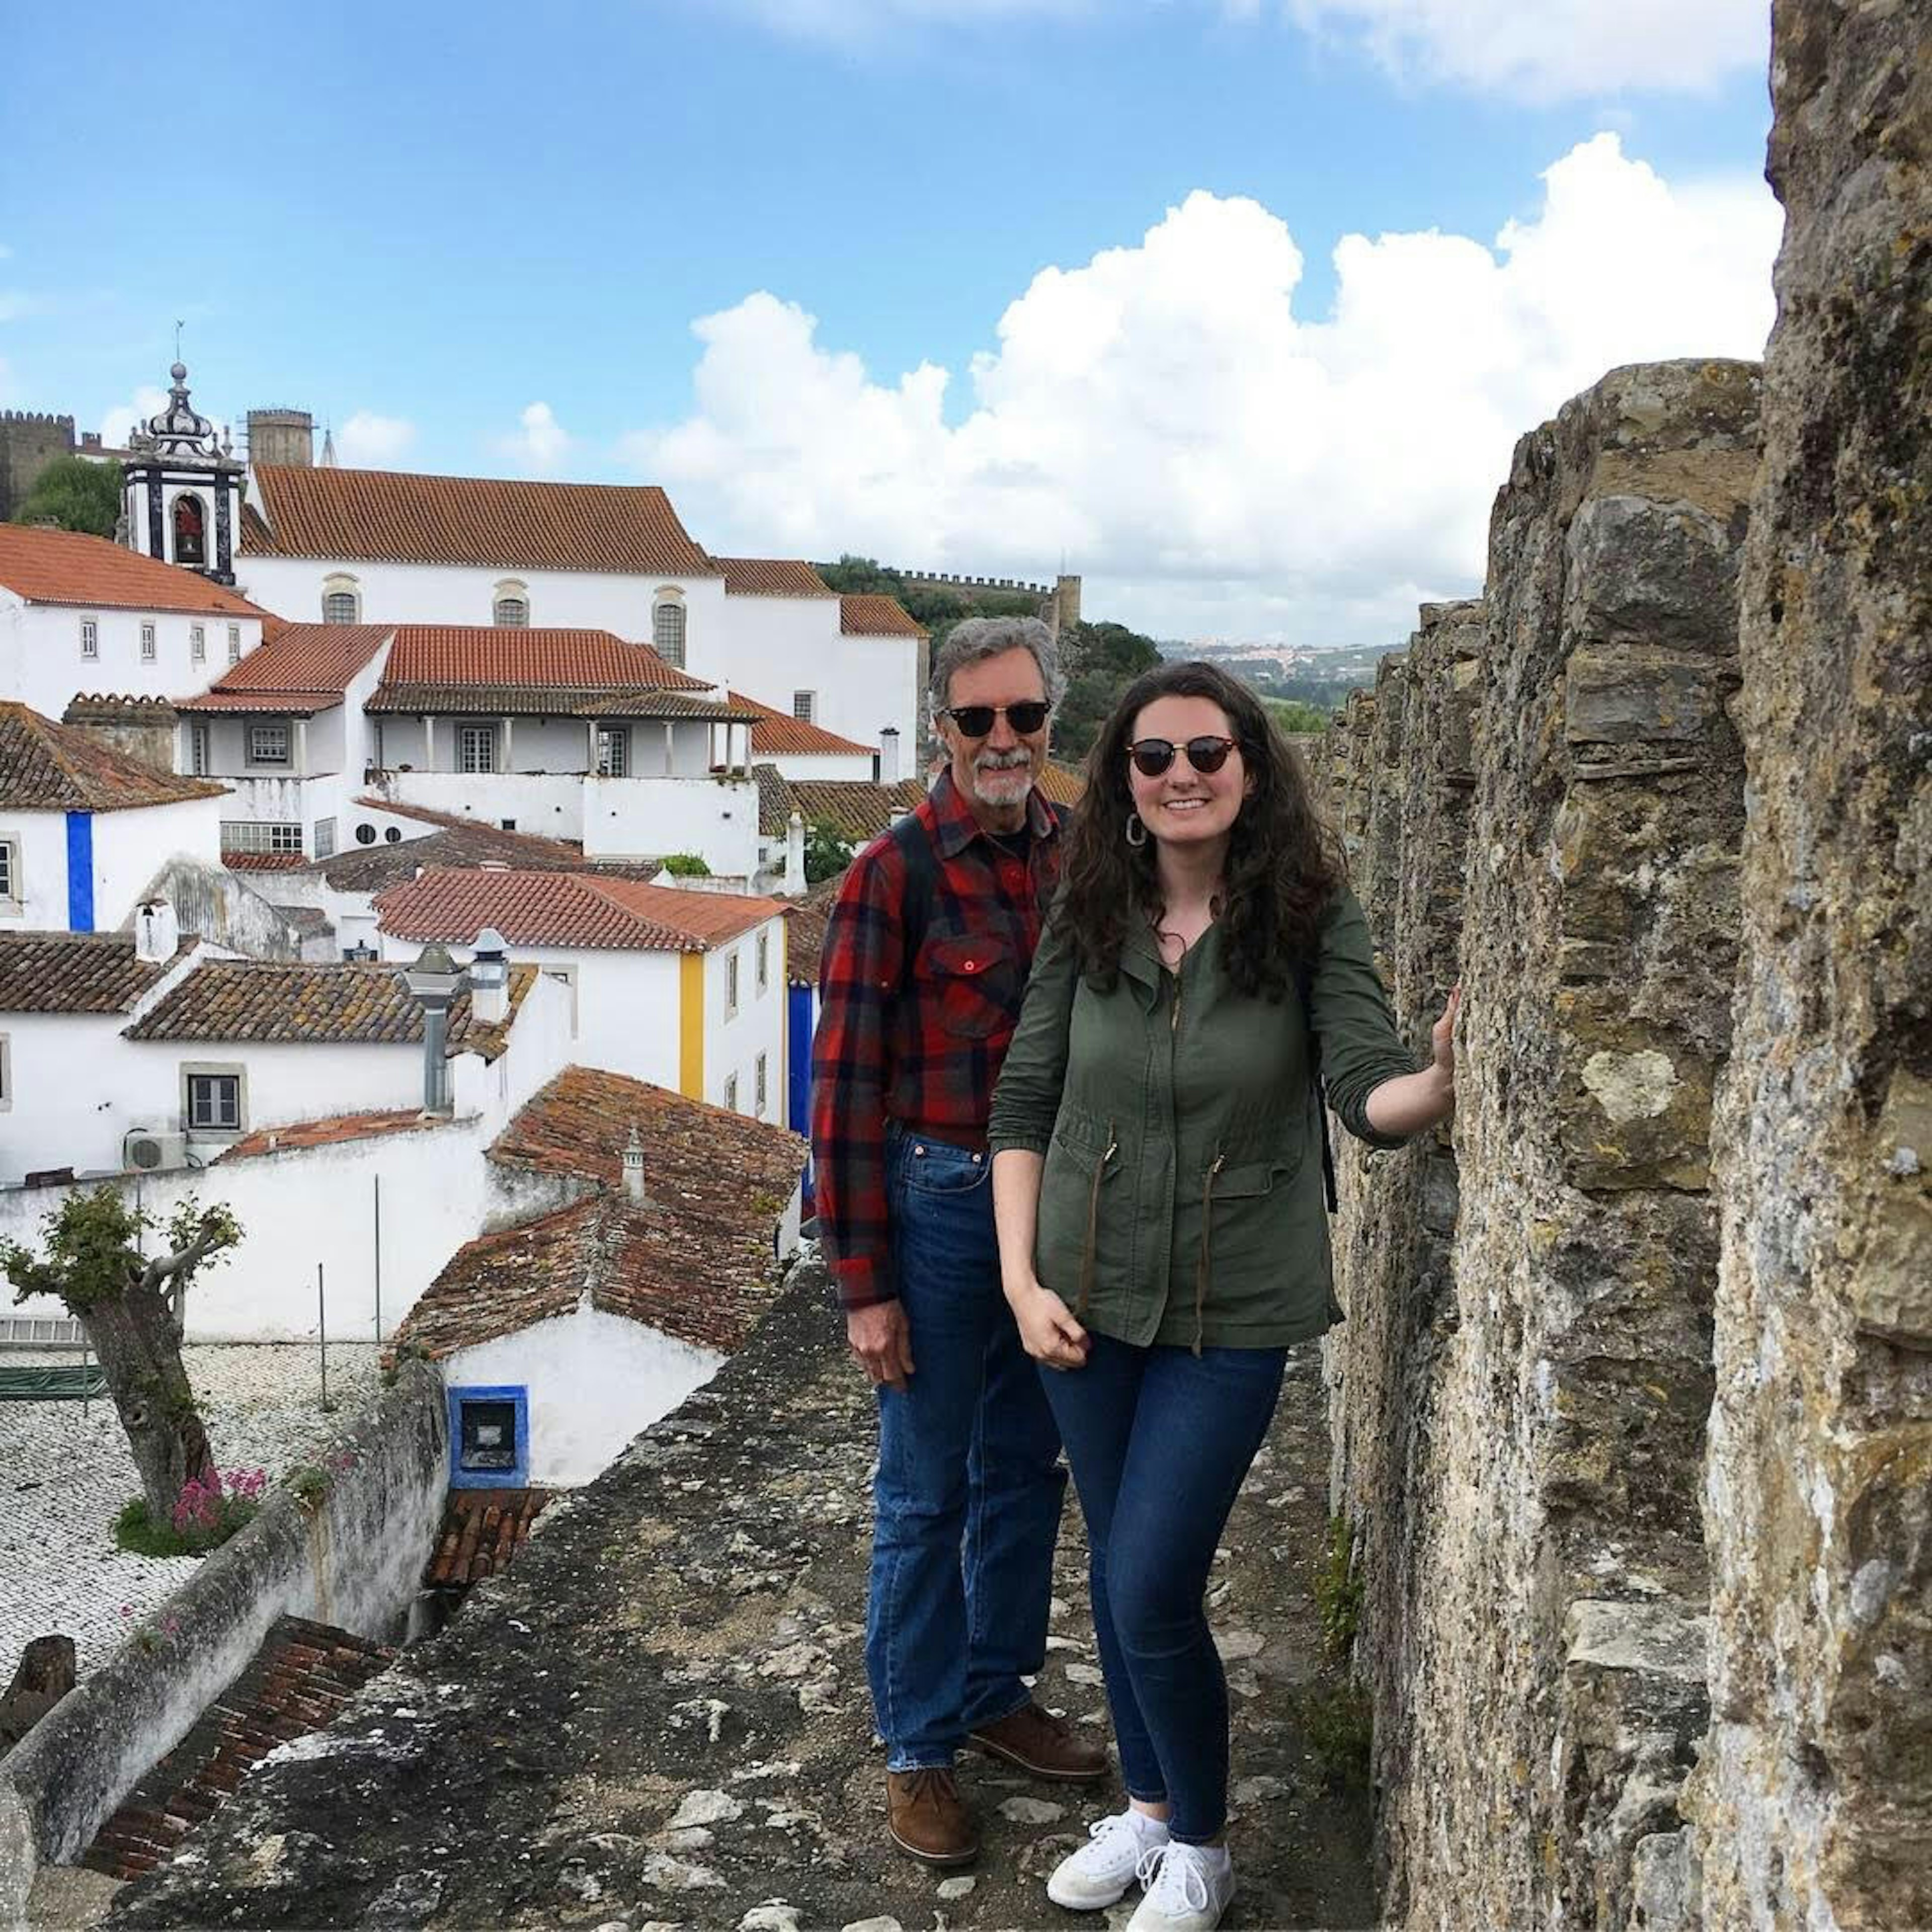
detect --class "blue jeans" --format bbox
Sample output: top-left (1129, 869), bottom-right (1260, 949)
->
top-left (1041, 1333), bottom-right (1287, 1842)
top-left (867, 1130), bottom-right (1069, 1770)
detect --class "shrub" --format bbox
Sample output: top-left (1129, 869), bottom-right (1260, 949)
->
top-left (112, 1466), bottom-right (266, 1557)
top-left (661, 853), bottom-right (710, 877)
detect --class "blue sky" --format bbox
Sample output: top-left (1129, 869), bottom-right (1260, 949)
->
top-left (0, 1), bottom-right (1779, 642)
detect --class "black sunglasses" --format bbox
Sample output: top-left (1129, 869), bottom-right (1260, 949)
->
top-left (1128, 735), bottom-right (1239, 777)
top-left (942, 700), bottom-right (1052, 737)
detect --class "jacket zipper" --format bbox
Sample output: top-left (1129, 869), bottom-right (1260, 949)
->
top-left (1075, 1122), bottom-right (1119, 1322)
top-left (1192, 1149), bottom-right (1226, 1357)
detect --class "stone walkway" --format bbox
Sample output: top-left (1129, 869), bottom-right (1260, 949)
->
top-left (0, 1344), bottom-right (381, 1676)
top-left (112, 1254), bottom-right (1376, 1929)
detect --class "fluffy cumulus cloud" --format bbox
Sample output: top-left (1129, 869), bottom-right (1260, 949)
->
top-left (335, 411), bottom-right (417, 467)
top-left (94, 384), bottom-right (170, 448)
top-left (621, 135), bottom-right (1778, 641)
top-left (1280, 0), bottom-right (1767, 99)
top-left (494, 401), bottom-right (573, 476)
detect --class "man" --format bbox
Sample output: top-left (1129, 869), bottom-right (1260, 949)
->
top-left (813, 616), bottom-right (1108, 1867)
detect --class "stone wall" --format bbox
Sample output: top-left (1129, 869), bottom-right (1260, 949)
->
top-left (1683, 1), bottom-right (1932, 1924)
top-left (0, 412), bottom-right (75, 524)
top-left (1327, 360), bottom-right (1759, 1927)
top-left (61, 698), bottom-right (179, 778)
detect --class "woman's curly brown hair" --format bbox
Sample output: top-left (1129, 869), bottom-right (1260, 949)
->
top-left (1057, 660), bottom-right (1343, 1000)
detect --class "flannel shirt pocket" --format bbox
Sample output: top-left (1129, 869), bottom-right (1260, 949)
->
top-left (924, 934), bottom-right (1017, 1041)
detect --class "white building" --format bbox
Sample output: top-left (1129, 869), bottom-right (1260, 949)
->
top-left (0, 700), bottom-right (228, 933)
top-left (391, 1063), bottom-right (806, 1486)
top-left (0, 524), bottom-right (268, 722)
top-left (233, 464), bottom-right (925, 753)
top-left (372, 865), bottom-right (788, 1118)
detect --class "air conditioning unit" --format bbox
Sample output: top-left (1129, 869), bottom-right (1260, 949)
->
top-left (123, 1130), bottom-right (189, 1173)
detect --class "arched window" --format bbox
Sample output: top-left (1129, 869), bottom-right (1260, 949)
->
top-left (652, 589), bottom-right (686, 667)
top-left (172, 495), bottom-right (206, 566)
top-left (493, 579), bottom-right (530, 627)
top-left (321, 573), bottom-right (361, 625)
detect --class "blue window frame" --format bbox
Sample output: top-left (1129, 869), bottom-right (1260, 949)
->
top-left (447, 1384), bottom-right (530, 1489)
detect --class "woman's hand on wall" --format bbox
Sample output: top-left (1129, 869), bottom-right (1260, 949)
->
top-left (1363, 985), bottom-right (1460, 1137)
top-left (1006, 1277), bottom-right (1092, 1371)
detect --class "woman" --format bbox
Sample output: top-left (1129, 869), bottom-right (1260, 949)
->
top-left (988, 662), bottom-right (1455, 1932)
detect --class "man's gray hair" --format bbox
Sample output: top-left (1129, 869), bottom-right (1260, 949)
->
top-left (928, 615), bottom-right (1065, 722)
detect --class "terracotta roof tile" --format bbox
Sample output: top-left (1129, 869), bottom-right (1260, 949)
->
top-left (246, 466), bottom-right (719, 577)
top-left (312, 813), bottom-right (592, 894)
top-left (220, 1110), bottom-right (458, 1163)
top-left (0, 931), bottom-right (180, 1014)
top-left (715, 557), bottom-right (835, 598)
top-left (123, 959), bottom-right (536, 1057)
top-left (839, 593), bottom-right (928, 638)
top-left (381, 626), bottom-right (709, 691)
top-left (0, 702), bottom-right (227, 812)
top-left (782, 872), bottom-right (847, 984)
top-left (753, 761), bottom-right (796, 837)
top-left (731, 690), bottom-right (872, 757)
top-left (1037, 759), bottom-right (1087, 806)
top-left (425, 1490), bottom-right (553, 1590)
top-left (365, 683), bottom-right (753, 721)
top-left (0, 526), bottom-right (269, 618)
top-left (220, 851), bottom-right (310, 873)
top-left (394, 1067), bottom-right (806, 1359)
top-left (176, 624), bottom-right (391, 705)
top-left (173, 689), bottom-right (344, 716)
top-left (375, 868), bottom-right (783, 952)
top-left (783, 777), bottom-right (926, 841)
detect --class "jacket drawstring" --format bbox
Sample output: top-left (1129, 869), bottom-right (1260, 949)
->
top-left (1193, 1149), bottom-right (1225, 1356)
top-left (1075, 1123), bottom-right (1118, 1323)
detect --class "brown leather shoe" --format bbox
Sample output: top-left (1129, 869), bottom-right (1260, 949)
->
top-left (886, 1767), bottom-right (980, 1867)
top-left (968, 1701), bottom-right (1110, 1783)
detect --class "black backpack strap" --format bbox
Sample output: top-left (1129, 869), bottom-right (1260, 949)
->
top-left (889, 810), bottom-right (939, 985)
top-left (1296, 959), bottom-right (1339, 1215)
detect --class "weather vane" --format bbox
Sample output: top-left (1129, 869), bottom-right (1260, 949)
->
top-left (174, 319), bottom-right (184, 362)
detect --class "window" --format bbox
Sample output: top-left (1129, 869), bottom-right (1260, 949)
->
top-left (79, 617), bottom-right (98, 660)
top-left (542, 964), bottom-right (580, 1035)
top-left (313, 817), bottom-right (337, 860)
top-left (756, 930), bottom-right (769, 993)
top-left (652, 592), bottom-right (686, 668)
top-left (226, 623), bottom-right (242, 664)
top-left (723, 1072), bottom-right (739, 1114)
top-left (448, 1386), bottom-right (529, 1489)
top-left (220, 821), bottom-right (304, 855)
top-left (190, 623), bottom-right (206, 663)
top-left (249, 722), bottom-right (290, 766)
top-left (726, 949), bottom-right (740, 1017)
top-left (792, 690), bottom-right (816, 724)
top-left (755, 1051), bottom-right (767, 1119)
top-left (458, 725), bottom-right (498, 774)
top-left (370, 720), bottom-right (385, 769)
top-left (493, 580), bottom-right (530, 627)
top-left (184, 1069), bottom-right (244, 1134)
top-left (140, 622), bottom-right (157, 663)
top-left (355, 823), bottom-right (377, 846)
top-left (0, 839), bottom-right (18, 907)
top-left (189, 722), bottom-right (210, 776)
top-left (597, 726), bottom-right (629, 778)
top-left (320, 574), bottom-right (361, 625)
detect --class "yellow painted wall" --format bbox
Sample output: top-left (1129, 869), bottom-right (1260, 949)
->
top-left (679, 951), bottom-right (704, 1099)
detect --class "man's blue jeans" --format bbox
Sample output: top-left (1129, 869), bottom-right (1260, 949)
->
top-left (866, 1130), bottom-right (1067, 1770)
top-left (1040, 1332), bottom-right (1287, 1842)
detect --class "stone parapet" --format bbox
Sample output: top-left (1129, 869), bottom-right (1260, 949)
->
top-left (1683, 1), bottom-right (1932, 1923)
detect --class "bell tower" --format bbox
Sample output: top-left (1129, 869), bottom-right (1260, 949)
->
top-left (121, 356), bottom-right (244, 585)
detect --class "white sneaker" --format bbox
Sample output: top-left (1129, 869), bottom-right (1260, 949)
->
top-left (1124, 1840), bottom-right (1236, 1932)
top-left (1046, 1808), bottom-right (1172, 1910)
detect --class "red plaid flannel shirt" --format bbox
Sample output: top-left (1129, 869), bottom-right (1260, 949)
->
top-left (811, 771), bottom-right (1065, 1312)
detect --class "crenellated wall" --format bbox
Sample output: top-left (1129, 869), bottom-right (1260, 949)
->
top-left (1325, 4), bottom-right (1927, 1920)
top-left (1683, 0), bottom-right (1932, 1922)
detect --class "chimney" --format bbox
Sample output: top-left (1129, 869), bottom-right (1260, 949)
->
top-left (468, 927), bottom-right (509, 1025)
top-left (622, 1126), bottom-right (649, 1206)
top-left (783, 809), bottom-right (806, 899)
top-left (878, 726), bottom-right (901, 784)
top-left (134, 898), bottom-right (179, 964)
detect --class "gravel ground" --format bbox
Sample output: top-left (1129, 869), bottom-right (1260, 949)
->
top-left (0, 1343), bottom-right (382, 1676)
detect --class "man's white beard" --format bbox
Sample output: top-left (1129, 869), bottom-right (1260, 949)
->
top-left (971, 755), bottom-right (1032, 806)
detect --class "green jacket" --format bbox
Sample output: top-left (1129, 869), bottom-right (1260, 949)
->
top-left (987, 886), bottom-right (1421, 1351)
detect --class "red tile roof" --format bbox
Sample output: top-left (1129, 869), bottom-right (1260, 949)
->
top-left (221, 1109), bottom-right (451, 1162)
top-left (381, 626), bottom-right (709, 691)
top-left (0, 525), bottom-right (269, 618)
top-left (840, 593), bottom-right (928, 638)
top-left (375, 867), bottom-right (783, 952)
top-left (177, 623), bottom-right (391, 705)
top-left (246, 465), bottom-right (719, 577)
top-left (716, 557), bottom-right (835, 598)
top-left (782, 872), bottom-right (847, 984)
top-left (124, 959), bottom-right (535, 1058)
top-left (220, 851), bottom-right (310, 873)
top-left (0, 702), bottom-right (227, 812)
top-left (0, 931), bottom-right (184, 1014)
top-left (730, 690), bottom-right (872, 757)
top-left (425, 1490), bottom-right (553, 1590)
top-left (392, 1067), bottom-right (806, 1360)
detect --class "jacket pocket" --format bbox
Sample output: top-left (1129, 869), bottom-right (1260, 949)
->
top-left (924, 934), bottom-right (1017, 1041)
top-left (1037, 1124), bottom-right (1119, 1309)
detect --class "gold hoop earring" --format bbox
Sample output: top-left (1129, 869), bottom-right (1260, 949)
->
top-left (1125, 813), bottom-right (1148, 849)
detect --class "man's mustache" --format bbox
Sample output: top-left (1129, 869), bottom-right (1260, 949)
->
top-left (976, 750), bottom-right (1032, 771)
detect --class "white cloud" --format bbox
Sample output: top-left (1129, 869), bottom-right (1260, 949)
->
top-left (1278, 0), bottom-right (1766, 100)
top-left (620, 134), bottom-right (1778, 642)
top-left (493, 401), bottom-right (573, 476)
top-left (335, 411), bottom-right (417, 467)
top-left (93, 384), bottom-right (169, 449)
